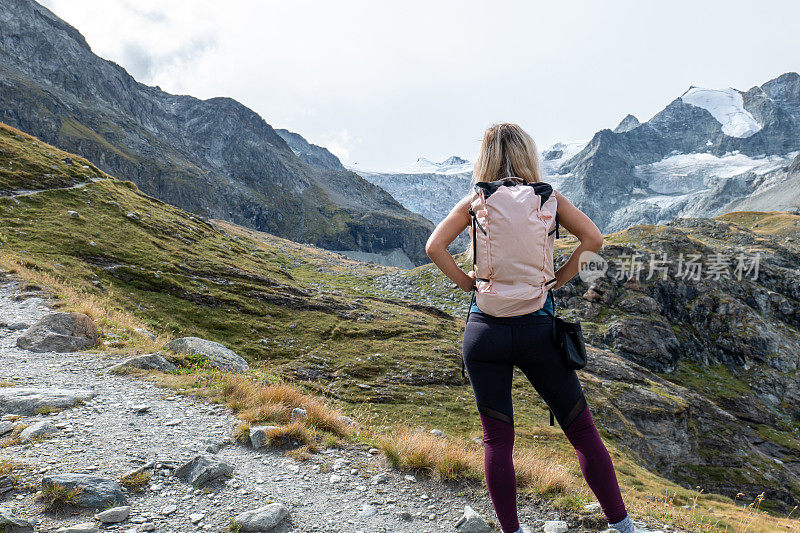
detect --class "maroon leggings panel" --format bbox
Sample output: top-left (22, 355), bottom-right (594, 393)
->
top-left (479, 407), bottom-right (628, 531)
top-left (480, 413), bottom-right (520, 533)
top-left (563, 405), bottom-right (628, 523)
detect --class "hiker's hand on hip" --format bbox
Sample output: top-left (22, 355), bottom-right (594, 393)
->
top-left (458, 270), bottom-right (476, 292)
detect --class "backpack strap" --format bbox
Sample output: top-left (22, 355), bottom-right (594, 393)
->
top-left (547, 212), bottom-right (560, 239)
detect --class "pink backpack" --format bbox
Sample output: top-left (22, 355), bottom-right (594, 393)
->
top-left (469, 177), bottom-right (559, 317)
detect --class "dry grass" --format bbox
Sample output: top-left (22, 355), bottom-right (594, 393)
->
top-left (378, 426), bottom-right (574, 494)
top-left (258, 420), bottom-right (314, 447)
top-left (0, 423), bottom-right (28, 448)
top-left (120, 469), bottom-right (151, 492)
top-left (0, 458), bottom-right (22, 475)
top-left (220, 375), bottom-right (354, 438)
top-left (36, 483), bottom-right (82, 512)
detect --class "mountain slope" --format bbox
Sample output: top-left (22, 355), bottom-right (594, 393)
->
top-left (1, 122), bottom-right (798, 530)
top-left (0, 0), bottom-right (433, 265)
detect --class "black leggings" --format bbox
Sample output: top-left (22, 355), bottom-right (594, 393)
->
top-left (462, 311), bottom-right (586, 429)
top-left (462, 311), bottom-right (628, 532)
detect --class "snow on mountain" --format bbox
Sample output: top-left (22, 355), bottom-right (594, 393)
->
top-left (680, 87), bottom-right (762, 138)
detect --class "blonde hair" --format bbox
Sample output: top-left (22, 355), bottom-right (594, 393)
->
top-left (472, 123), bottom-right (543, 184)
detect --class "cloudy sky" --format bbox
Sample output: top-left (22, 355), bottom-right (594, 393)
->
top-left (40, 0), bottom-right (800, 170)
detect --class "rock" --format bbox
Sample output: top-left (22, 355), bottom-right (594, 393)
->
top-left (329, 474), bottom-right (342, 483)
top-left (189, 513), bottom-right (204, 524)
top-left (0, 387), bottom-right (96, 416)
top-left (396, 510), bottom-right (413, 521)
top-left (600, 530), bottom-right (621, 533)
top-left (370, 472), bottom-right (390, 485)
top-left (94, 505), bottom-right (131, 523)
top-left (249, 425), bottom-right (280, 449)
top-left (582, 502), bottom-right (602, 513)
top-left (429, 428), bottom-right (444, 437)
top-left (140, 522), bottom-right (156, 531)
top-left (174, 454), bottom-right (233, 487)
top-left (358, 504), bottom-right (378, 517)
top-left (0, 476), bottom-right (15, 495)
top-left (160, 504), bottom-right (177, 516)
top-left (544, 520), bottom-right (569, 533)
top-left (110, 353), bottom-right (177, 373)
top-left (41, 474), bottom-right (127, 509)
top-left (337, 415), bottom-right (355, 426)
top-left (67, 210), bottom-right (79, 218)
top-left (54, 523), bottom-right (98, 533)
top-left (8, 322), bottom-right (29, 330)
top-left (454, 505), bottom-right (491, 533)
top-left (583, 288), bottom-right (603, 302)
top-left (133, 327), bottom-right (156, 341)
top-left (16, 312), bottom-right (98, 352)
top-left (0, 421), bottom-right (13, 435)
top-left (233, 502), bottom-right (290, 531)
top-left (164, 337), bottom-right (248, 372)
top-left (19, 420), bottom-right (56, 442)
top-left (0, 506), bottom-right (34, 532)
top-left (290, 407), bottom-right (307, 420)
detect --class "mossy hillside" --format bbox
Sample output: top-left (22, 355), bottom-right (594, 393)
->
top-left (0, 123), bottom-right (105, 193)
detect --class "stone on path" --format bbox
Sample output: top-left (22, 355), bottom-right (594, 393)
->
top-left (0, 387), bottom-right (96, 416)
top-left (110, 353), bottom-right (177, 373)
top-left (0, 505), bottom-right (34, 533)
top-left (0, 421), bottom-right (13, 435)
top-left (54, 523), bottom-right (98, 533)
top-left (94, 505), bottom-right (131, 523)
top-left (544, 520), bottom-right (569, 533)
top-left (233, 502), bottom-right (290, 531)
top-left (174, 454), bottom-right (233, 487)
top-left (19, 420), bottom-right (56, 443)
top-left (16, 312), bottom-right (97, 352)
top-left (41, 474), bottom-right (127, 509)
top-left (164, 337), bottom-right (248, 372)
top-left (454, 505), bottom-right (491, 533)
top-left (249, 425), bottom-right (280, 449)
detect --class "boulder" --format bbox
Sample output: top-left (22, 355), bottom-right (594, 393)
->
top-left (0, 387), bottom-right (96, 416)
top-left (16, 312), bottom-right (97, 352)
top-left (109, 353), bottom-right (177, 373)
top-left (164, 337), bottom-right (248, 372)
top-left (454, 505), bottom-right (491, 533)
top-left (233, 502), bottom-right (289, 531)
top-left (249, 425), bottom-right (280, 449)
top-left (19, 420), bottom-right (56, 443)
top-left (94, 505), bottom-right (131, 523)
top-left (41, 474), bottom-right (127, 509)
top-left (0, 506), bottom-right (34, 532)
top-left (174, 454), bottom-right (233, 487)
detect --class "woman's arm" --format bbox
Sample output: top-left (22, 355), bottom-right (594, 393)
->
top-left (425, 195), bottom-right (475, 291)
top-left (552, 190), bottom-right (604, 289)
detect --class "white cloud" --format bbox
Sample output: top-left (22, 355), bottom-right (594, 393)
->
top-left (37, 0), bottom-right (800, 170)
top-left (319, 129), bottom-right (357, 163)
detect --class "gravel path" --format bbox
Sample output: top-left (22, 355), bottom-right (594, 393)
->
top-left (0, 278), bottom-right (566, 532)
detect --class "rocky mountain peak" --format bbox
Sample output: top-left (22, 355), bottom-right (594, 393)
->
top-left (441, 155), bottom-right (469, 166)
top-left (613, 114), bottom-right (641, 133)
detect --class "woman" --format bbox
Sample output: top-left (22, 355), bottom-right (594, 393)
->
top-left (425, 123), bottom-right (635, 533)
